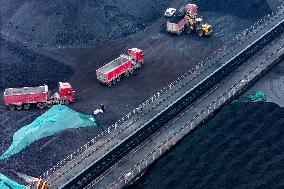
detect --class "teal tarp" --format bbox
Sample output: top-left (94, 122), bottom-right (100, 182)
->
top-left (0, 181), bottom-right (10, 189)
top-left (0, 105), bottom-right (96, 160)
top-left (0, 173), bottom-right (25, 189)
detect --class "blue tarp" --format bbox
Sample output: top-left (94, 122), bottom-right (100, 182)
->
top-left (0, 173), bottom-right (25, 189)
top-left (0, 105), bottom-right (96, 160)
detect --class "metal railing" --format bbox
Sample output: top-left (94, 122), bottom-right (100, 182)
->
top-left (26, 4), bottom-right (284, 188)
top-left (106, 38), bottom-right (284, 189)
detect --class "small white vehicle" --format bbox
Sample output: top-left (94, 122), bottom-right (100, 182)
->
top-left (164, 8), bottom-right (176, 17)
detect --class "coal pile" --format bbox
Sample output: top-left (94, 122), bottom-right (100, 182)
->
top-left (0, 108), bottom-right (98, 182)
top-left (0, 36), bottom-right (73, 89)
top-left (196, 0), bottom-right (272, 19)
top-left (128, 102), bottom-right (284, 189)
top-left (0, 0), bottom-right (25, 27)
top-left (241, 60), bottom-right (284, 107)
top-left (1, 0), bottom-right (171, 47)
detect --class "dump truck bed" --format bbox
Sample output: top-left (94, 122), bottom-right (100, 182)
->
top-left (168, 15), bottom-right (184, 24)
top-left (97, 55), bottom-right (131, 74)
top-left (4, 85), bottom-right (48, 96)
top-left (4, 85), bottom-right (49, 105)
top-left (167, 16), bottom-right (187, 34)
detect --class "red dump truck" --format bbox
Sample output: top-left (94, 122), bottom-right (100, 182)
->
top-left (166, 16), bottom-right (188, 34)
top-left (96, 48), bottom-right (144, 86)
top-left (166, 3), bottom-right (212, 36)
top-left (4, 82), bottom-right (75, 110)
top-left (166, 4), bottom-right (197, 34)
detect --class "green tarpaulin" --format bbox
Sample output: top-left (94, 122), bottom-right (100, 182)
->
top-left (0, 173), bottom-right (25, 189)
top-left (0, 181), bottom-right (10, 189)
top-left (0, 105), bottom-right (96, 160)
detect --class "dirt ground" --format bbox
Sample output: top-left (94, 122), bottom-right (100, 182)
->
top-left (0, 0), bottom-right (278, 184)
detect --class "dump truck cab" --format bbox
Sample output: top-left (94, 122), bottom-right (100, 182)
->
top-left (184, 3), bottom-right (198, 17)
top-left (58, 82), bottom-right (75, 103)
top-left (128, 48), bottom-right (144, 64)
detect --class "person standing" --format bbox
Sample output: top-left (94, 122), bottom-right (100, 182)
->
top-left (100, 104), bottom-right (105, 113)
top-left (93, 104), bottom-right (105, 115)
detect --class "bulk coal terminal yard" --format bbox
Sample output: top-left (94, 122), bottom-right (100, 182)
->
top-left (129, 52), bottom-right (284, 189)
top-left (0, 0), bottom-right (283, 189)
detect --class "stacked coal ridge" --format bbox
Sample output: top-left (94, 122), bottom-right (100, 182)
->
top-left (0, 36), bottom-right (73, 90)
top-left (129, 102), bottom-right (284, 189)
top-left (196, 0), bottom-right (272, 19)
top-left (0, 0), bottom-right (171, 47)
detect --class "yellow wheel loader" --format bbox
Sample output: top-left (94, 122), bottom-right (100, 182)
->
top-left (185, 16), bottom-right (213, 37)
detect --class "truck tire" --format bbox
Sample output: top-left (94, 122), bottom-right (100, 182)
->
top-left (23, 104), bottom-right (30, 110)
top-left (16, 105), bottom-right (22, 110)
top-left (116, 76), bottom-right (121, 82)
top-left (185, 27), bottom-right (192, 34)
top-left (8, 105), bottom-right (15, 110)
top-left (197, 29), bottom-right (204, 37)
top-left (112, 78), bottom-right (117, 85)
top-left (46, 102), bottom-right (52, 108)
top-left (124, 71), bottom-right (130, 77)
top-left (129, 69), bottom-right (134, 75)
top-left (37, 103), bottom-right (45, 109)
top-left (64, 100), bottom-right (70, 105)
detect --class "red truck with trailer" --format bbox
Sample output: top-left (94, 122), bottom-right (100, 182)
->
top-left (96, 48), bottom-right (144, 86)
top-left (4, 82), bottom-right (75, 110)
